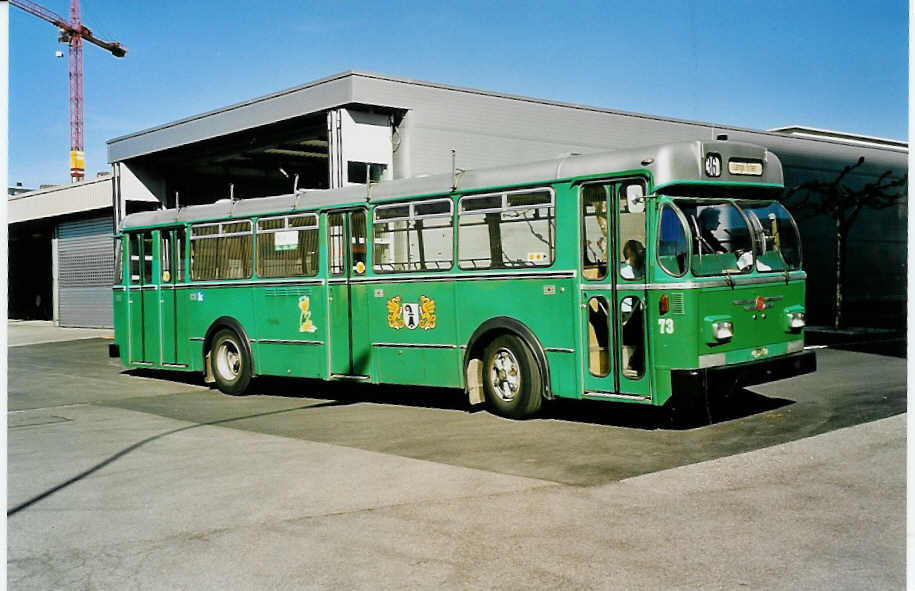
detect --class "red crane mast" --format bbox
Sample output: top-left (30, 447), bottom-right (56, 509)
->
top-left (10, 0), bottom-right (127, 182)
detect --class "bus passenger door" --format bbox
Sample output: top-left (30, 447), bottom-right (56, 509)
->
top-left (127, 230), bottom-right (158, 364)
top-left (327, 209), bottom-right (371, 378)
top-left (158, 227), bottom-right (186, 366)
top-left (580, 183), bottom-right (616, 394)
top-left (613, 181), bottom-right (651, 400)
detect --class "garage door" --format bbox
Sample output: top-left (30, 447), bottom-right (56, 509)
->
top-left (58, 217), bottom-right (114, 328)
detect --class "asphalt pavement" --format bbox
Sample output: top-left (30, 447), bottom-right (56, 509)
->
top-left (6, 323), bottom-right (906, 589)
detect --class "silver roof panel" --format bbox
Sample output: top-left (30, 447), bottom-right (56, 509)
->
top-left (120, 140), bottom-right (783, 229)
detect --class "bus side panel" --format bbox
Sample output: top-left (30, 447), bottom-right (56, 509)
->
top-left (112, 288), bottom-right (129, 366)
top-left (455, 276), bottom-right (577, 394)
top-left (369, 279), bottom-right (460, 388)
top-left (644, 289), bottom-right (699, 406)
top-left (545, 349), bottom-right (579, 399)
top-left (252, 284), bottom-right (326, 379)
top-left (350, 282), bottom-right (373, 377)
top-left (185, 285), bottom-right (256, 370)
top-left (174, 287), bottom-right (192, 367)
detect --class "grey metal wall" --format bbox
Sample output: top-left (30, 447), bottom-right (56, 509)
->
top-left (57, 217), bottom-right (114, 328)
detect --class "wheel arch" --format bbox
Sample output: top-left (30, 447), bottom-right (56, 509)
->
top-left (203, 316), bottom-right (255, 377)
top-left (463, 316), bottom-right (553, 402)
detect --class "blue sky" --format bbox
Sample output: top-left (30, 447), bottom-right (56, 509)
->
top-left (9, 0), bottom-right (908, 188)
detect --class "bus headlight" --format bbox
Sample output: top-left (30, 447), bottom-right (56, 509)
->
top-left (704, 315), bottom-right (734, 344)
top-left (784, 305), bottom-right (806, 332)
top-left (713, 321), bottom-right (734, 340)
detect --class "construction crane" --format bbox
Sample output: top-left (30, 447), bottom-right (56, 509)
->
top-left (10, 0), bottom-right (126, 182)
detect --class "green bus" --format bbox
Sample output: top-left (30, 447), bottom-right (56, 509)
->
top-left (111, 139), bottom-right (815, 418)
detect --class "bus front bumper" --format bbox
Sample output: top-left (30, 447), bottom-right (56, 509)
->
top-left (671, 350), bottom-right (816, 397)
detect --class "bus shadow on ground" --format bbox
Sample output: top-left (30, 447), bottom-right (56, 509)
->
top-left (249, 376), bottom-right (474, 412)
top-left (124, 368), bottom-right (209, 387)
top-left (121, 370), bottom-right (794, 431)
top-left (246, 375), bottom-right (795, 431)
top-left (545, 390), bottom-right (795, 430)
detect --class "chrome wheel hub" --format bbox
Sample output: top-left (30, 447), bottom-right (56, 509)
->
top-left (216, 341), bottom-right (241, 380)
top-left (489, 348), bottom-right (521, 402)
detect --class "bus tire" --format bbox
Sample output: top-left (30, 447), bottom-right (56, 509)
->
top-left (482, 334), bottom-right (543, 419)
top-left (210, 328), bottom-right (252, 395)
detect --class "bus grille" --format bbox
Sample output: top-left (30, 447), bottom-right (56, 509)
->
top-left (670, 292), bottom-right (685, 315)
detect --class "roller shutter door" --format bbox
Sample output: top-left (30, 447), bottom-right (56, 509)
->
top-left (58, 217), bottom-right (114, 328)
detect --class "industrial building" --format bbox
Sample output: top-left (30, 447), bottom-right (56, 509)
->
top-left (9, 71), bottom-right (907, 328)
top-left (7, 176), bottom-right (157, 326)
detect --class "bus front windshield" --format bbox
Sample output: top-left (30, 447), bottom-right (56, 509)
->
top-left (738, 201), bottom-right (802, 272)
top-left (675, 200), bottom-right (754, 276)
top-left (663, 199), bottom-right (802, 277)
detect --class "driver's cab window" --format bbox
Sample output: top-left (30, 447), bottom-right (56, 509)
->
top-left (618, 182), bottom-right (646, 281)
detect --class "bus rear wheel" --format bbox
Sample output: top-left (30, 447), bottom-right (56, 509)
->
top-left (210, 328), bottom-right (252, 396)
top-left (482, 334), bottom-right (543, 419)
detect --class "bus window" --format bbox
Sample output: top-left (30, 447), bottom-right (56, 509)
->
top-left (738, 202), bottom-right (802, 272)
top-left (142, 233), bottom-right (154, 284)
top-left (581, 184), bottom-right (608, 280)
top-left (351, 211), bottom-right (367, 274)
top-left (189, 221), bottom-right (252, 281)
top-left (676, 201), bottom-right (753, 276)
top-left (373, 198), bottom-right (453, 272)
top-left (618, 182), bottom-right (646, 281)
top-left (256, 214), bottom-right (319, 278)
top-left (587, 296), bottom-right (610, 377)
top-left (160, 232), bottom-right (171, 282)
top-left (620, 295), bottom-right (645, 379)
top-left (114, 236), bottom-right (123, 285)
top-left (176, 229), bottom-right (185, 282)
top-left (658, 204), bottom-right (689, 276)
top-left (458, 189), bottom-right (555, 269)
top-left (328, 213), bottom-right (345, 276)
top-left (128, 233), bottom-right (141, 284)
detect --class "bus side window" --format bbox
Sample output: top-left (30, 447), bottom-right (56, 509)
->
top-left (658, 205), bottom-right (689, 276)
top-left (458, 189), bottom-right (555, 270)
top-left (128, 233), bottom-right (141, 284)
top-left (581, 184), bottom-right (608, 280)
top-left (175, 228), bottom-right (185, 282)
top-left (114, 236), bottom-right (123, 285)
top-left (142, 233), bottom-right (154, 284)
top-left (161, 231), bottom-right (171, 283)
top-left (587, 296), bottom-right (610, 376)
top-left (620, 295), bottom-right (645, 379)
top-left (328, 213), bottom-right (345, 276)
top-left (618, 182), bottom-right (646, 281)
top-left (351, 211), bottom-right (367, 274)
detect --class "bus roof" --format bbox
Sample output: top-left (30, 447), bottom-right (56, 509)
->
top-left (120, 139), bottom-right (783, 229)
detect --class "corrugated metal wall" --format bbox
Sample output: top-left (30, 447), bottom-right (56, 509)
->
top-left (57, 217), bottom-right (114, 328)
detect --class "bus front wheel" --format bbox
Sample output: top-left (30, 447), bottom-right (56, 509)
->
top-left (482, 334), bottom-right (543, 419)
top-left (210, 328), bottom-right (252, 396)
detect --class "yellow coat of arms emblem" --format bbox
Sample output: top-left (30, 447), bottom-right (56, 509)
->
top-left (386, 295), bottom-right (436, 330)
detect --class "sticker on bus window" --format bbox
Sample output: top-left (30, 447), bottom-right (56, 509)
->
top-left (528, 252), bottom-right (547, 264)
top-left (386, 295), bottom-right (437, 330)
top-left (274, 230), bottom-right (298, 251)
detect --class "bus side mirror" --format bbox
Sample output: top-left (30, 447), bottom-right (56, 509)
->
top-left (626, 185), bottom-right (645, 213)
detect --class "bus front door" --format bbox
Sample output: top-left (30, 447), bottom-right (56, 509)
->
top-left (327, 209), bottom-right (371, 378)
top-left (580, 179), bottom-right (651, 400)
top-left (613, 181), bottom-right (651, 400)
top-left (127, 230), bottom-right (158, 364)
